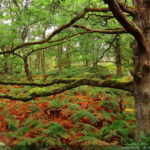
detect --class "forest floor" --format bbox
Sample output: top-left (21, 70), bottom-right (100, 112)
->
top-left (0, 84), bottom-right (136, 150)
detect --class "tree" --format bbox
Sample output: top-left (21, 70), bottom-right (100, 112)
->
top-left (104, 0), bottom-right (150, 138)
top-left (0, 0), bottom-right (150, 138)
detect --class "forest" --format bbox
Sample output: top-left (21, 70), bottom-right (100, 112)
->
top-left (0, 0), bottom-right (150, 149)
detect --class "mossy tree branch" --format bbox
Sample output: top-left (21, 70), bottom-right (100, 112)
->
top-left (0, 78), bottom-right (133, 102)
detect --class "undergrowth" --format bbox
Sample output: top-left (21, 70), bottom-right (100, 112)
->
top-left (0, 85), bottom-right (136, 150)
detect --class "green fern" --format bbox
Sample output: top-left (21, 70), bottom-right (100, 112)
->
top-left (87, 87), bottom-right (102, 98)
top-left (100, 110), bottom-right (113, 121)
top-left (71, 110), bottom-right (98, 125)
top-left (24, 118), bottom-right (40, 128)
top-left (77, 136), bottom-right (99, 143)
top-left (100, 99), bottom-right (118, 111)
top-left (7, 120), bottom-right (18, 131)
top-left (99, 120), bottom-right (134, 145)
top-left (14, 137), bottom-right (43, 150)
top-left (74, 85), bottom-right (89, 95)
top-left (50, 99), bottom-right (64, 109)
top-left (77, 123), bottom-right (100, 138)
top-left (45, 121), bottom-right (67, 137)
top-left (28, 105), bottom-right (40, 113)
top-left (112, 120), bottom-right (129, 128)
top-left (17, 127), bottom-right (30, 136)
top-left (69, 104), bottom-right (81, 110)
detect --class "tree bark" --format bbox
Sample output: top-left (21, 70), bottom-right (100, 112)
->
top-left (57, 46), bottom-right (63, 70)
top-left (105, 0), bottom-right (150, 138)
top-left (23, 58), bottom-right (33, 82)
top-left (41, 50), bottom-right (47, 81)
top-left (3, 54), bottom-right (9, 79)
top-left (115, 35), bottom-right (122, 77)
top-left (132, 0), bottom-right (150, 136)
top-left (65, 40), bottom-right (71, 69)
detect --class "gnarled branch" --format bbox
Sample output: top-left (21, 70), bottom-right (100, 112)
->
top-left (104, 0), bottom-right (148, 52)
top-left (73, 25), bottom-right (127, 34)
top-left (0, 78), bottom-right (133, 102)
top-left (116, 0), bottom-right (136, 15)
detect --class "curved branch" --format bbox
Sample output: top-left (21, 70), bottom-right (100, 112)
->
top-left (116, 0), bottom-right (136, 15)
top-left (25, 42), bottom-right (65, 58)
top-left (73, 25), bottom-right (127, 34)
top-left (0, 8), bottom-right (110, 55)
top-left (104, 0), bottom-right (148, 51)
top-left (0, 78), bottom-right (133, 102)
top-left (50, 31), bottom-right (97, 43)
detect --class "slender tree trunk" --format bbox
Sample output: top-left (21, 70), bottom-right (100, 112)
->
top-left (29, 55), bottom-right (32, 73)
top-left (3, 54), bottom-right (9, 74)
top-left (133, 0), bottom-right (150, 136)
top-left (115, 35), bottom-right (122, 77)
top-left (65, 40), bottom-right (71, 69)
top-left (41, 51), bottom-right (45, 73)
top-left (3, 54), bottom-right (9, 80)
top-left (41, 50), bottom-right (47, 81)
top-left (66, 51), bottom-right (71, 69)
top-left (57, 46), bottom-right (63, 70)
top-left (84, 59), bottom-right (90, 67)
top-left (23, 58), bottom-right (33, 82)
top-left (37, 52), bottom-right (41, 72)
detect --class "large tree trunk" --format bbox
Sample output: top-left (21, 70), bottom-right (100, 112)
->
top-left (133, 0), bottom-right (150, 136)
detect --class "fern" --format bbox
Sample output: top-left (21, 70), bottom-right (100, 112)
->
top-left (87, 87), bottom-right (102, 98)
top-left (7, 120), bottom-right (18, 131)
top-left (71, 110), bottom-right (98, 125)
top-left (99, 120), bottom-right (134, 145)
top-left (112, 120), bottom-right (129, 128)
top-left (100, 111), bottom-right (112, 121)
top-left (77, 123), bottom-right (100, 138)
top-left (100, 99), bottom-right (118, 111)
top-left (77, 136), bottom-right (98, 143)
top-left (17, 127), bottom-right (30, 136)
top-left (14, 137), bottom-right (42, 150)
top-left (69, 104), bottom-right (81, 110)
top-left (24, 118), bottom-right (40, 128)
top-left (45, 121), bottom-right (67, 137)
top-left (28, 105), bottom-right (40, 113)
top-left (74, 85), bottom-right (89, 95)
top-left (42, 137), bottom-right (64, 148)
top-left (50, 98), bottom-right (64, 109)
